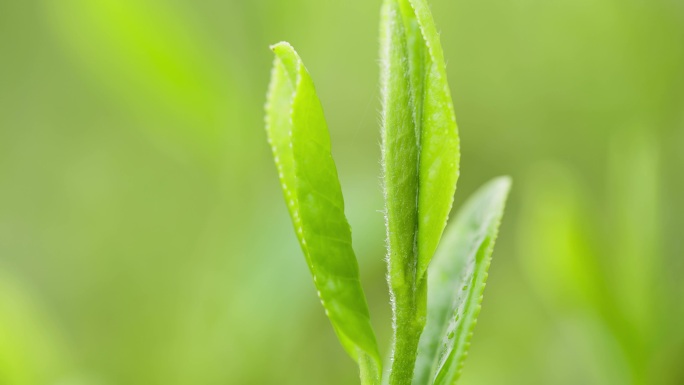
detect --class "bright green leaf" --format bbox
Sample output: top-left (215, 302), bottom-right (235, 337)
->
top-left (380, 1), bottom-right (422, 381)
top-left (409, 0), bottom-right (460, 284)
top-left (412, 177), bottom-right (511, 385)
top-left (380, 0), bottom-right (459, 383)
top-left (265, 42), bottom-right (381, 385)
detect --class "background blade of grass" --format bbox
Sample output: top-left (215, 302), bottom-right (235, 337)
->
top-left (45, 0), bottom-right (230, 160)
top-left (516, 164), bottom-right (631, 384)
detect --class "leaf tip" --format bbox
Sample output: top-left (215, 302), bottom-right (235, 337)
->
top-left (491, 175), bottom-right (513, 194)
top-left (269, 40), bottom-right (293, 52)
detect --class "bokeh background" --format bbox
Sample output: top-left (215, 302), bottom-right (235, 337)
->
top-left (1, 0), bottom-right (683, 384)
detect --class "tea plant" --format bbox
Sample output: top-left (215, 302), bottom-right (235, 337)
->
top-left (264, 0), bottom-right (510, 384)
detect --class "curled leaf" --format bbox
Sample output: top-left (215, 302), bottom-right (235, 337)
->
top-left (380, 0), bottom-right (459, 382)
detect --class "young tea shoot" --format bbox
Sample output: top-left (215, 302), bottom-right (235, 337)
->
top-left (264, 1), bottom-right (511, 384)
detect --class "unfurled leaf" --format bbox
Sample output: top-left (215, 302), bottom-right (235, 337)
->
top-left (380, 0), bottom-right (459, 382)
top-left (265, 42), bottom-right (381, 384)
top-left (412, 177), bottom-right (511, 385)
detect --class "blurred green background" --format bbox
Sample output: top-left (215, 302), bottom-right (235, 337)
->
top-left (1, 0), bottom-right (683, 384)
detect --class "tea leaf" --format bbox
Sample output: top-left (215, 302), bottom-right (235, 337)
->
top-left (412, 177), bottom-right (511, 385)
top-left (380, 0), bottom-right (459, 383)
top-left (380, 1), bottom-right (422, 381)
top-left (409, 0), bottom-right (460, 284)
top-left (265, 42), bottom-right (381, 384)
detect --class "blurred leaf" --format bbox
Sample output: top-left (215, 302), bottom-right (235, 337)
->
top-left (0, 271), bottom-right (70, 385)
top-left (544, 316), bottom-right (630, 385)
top-left (517, 156), bottom-right (663, 383)
top-left (606, 129), bottom-right (662, 382)
top-left (607, 129), bottom-right (661, 340)
top-left (265, 42), bottom-right (381, 384)
top-left (517, 163), bottom-right (604, 311)
top-left (45, 0), bottom-right (229, 155)
top-left (516, 163), bottom-right (637, 379)
top-left (412, 177), bottom-right (510, 385)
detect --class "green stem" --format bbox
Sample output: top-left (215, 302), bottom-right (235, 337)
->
top-left (389, 278), bottom-right (426, 385)
top-left (359, 351), bottom-right (382, 385)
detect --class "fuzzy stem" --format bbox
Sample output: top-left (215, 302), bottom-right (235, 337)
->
top-left (388, 278), bottom-right (426, 385)
top-left (359, 351), bottom-right (382, 385)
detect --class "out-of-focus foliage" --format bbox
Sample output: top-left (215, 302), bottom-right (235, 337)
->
top-left (0, 0), bottom-right (682, 384)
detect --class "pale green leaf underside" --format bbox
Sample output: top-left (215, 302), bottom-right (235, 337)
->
top-left (265, 42), bottom-right (381, 382)
top-left (413, 177), bottom-right (511, 385)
